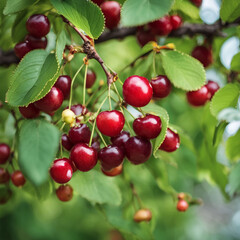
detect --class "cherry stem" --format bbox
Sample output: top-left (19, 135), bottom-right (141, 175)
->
top-left (96, 128), bottom-right (108, 147)
top-left (113, 82), bottom-right (123, 101)
top-left (130, 182), bottom-right (144, 209)
top-left (137, 107), bottom-right (145, 116)
top-left (83, 63), bottom-right (88, 106)
top-left (153, 51), bottom-right (157, 76)
top-left (108, 84), bottom-right (112, 110)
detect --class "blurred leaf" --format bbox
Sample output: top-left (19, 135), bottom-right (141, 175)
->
top-left (213, 121), bottom-right (228, 147)
top-left (218, 108), bottom-right (240, 122)
top-left (18, 119), bottom-right (60, 186)
top-left (220, 0), bottom-right (240, 22)
top-left (172, 0), bottom-right (199, 19)
top-left (231, 52), bottom-right (240, 71)
top-left (226, 129), bottom-right (240, 162)
top-left (55, 29), bottom-right (67, 63)
top-left (228, 162), bottom-right (240, 196)
top-left (3, 0), bottom-right (36, 15)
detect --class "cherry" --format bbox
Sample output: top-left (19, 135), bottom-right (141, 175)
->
top-left (26, 14), bottom-right (50, 38)
top-left (100, 1), bottom-right (121, 30)
top-left (61, 134), bottom-right (73, 151)
top-left (170, 15), bottom-right (182, 30)
top-left (86, 70), bottom-right (96, 89)
top-left (191, 46), bottom-right (213, 68)
top-left (68, 124), bottom-right (91, 144)
top-left (14, 41), bottom-right (32, 59)
top-left (186, 85), bottom-right (211, 106)
top-left (92, 0), bottom-right (105, 6)
top-left (178, 192), bottom-right (185, 200)
top-left (133, 209), bottom-right (152, 222)
top-left (92, 138), bottom-right (100, 152)
top-left (149, 16), bottom-right (173, 36)
top-left (159, 128), bottom-right (180, 152)
top-left (191, 0), bottom-right (202, 7)
top-left (133, 114), bottom-right (162, 139)
top-left (97, 110), bottom-right (125, 137)
top-left (111, 131), bottom-right (130, 154)
top-left (50, 159), bottom-right (73, 184)
top-left (150, 75), bottom-right (172, 98)
top-left (19, 103), bottom-right (40, 119)
top-left (177, 199), bottom-right (189, 212)
top-left (34, 86), bottom-right (63, 113)
top-left (56, 184), bottom-right (73, 202)
top-left (0, 168), bottom-right (10, 184)
top-left (98, 145), bottom-right (124, 171)
top-left (125, 137), bottom-right (152, 165)
top-left (0, 188), bottom-right (12, 204)
top-left (62, 158), bottom-right (77, 172)
top-left (0, 143), bottom-right (11, 164)
top-left (70, 143), bottom-right (97, 172)
top-left (101, 164), bottom-right (123, 177)
top-left (69, 104), bottom-right (88, 116)
top-left (136, 28), bottom-right (156, 47)
top-left (11, 170), bottom-right (26, 187)
top-left (123, 75), bottom-right (153, 107)
top-left (62, 109), bottom-right (75, 125)
top-left (54, 75), bottom-right (72, 99)
top-left (205, 80), bottom-right (220, 99)
top-left (25, 34), bottom-right (47, 49)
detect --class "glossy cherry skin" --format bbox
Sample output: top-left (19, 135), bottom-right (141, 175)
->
top-left (191, 0), bottom-right (202, 7)
top-left (159, 128), bottom-right (180, 152)
top-left (56, 184), bottom-right (73, 202)
top-left (25, 34), bottom-right (47, 49)
top-left (86, 70), bottom-right (96, 89)
top-left (133, 114), bottom-right (162, 139)
top-left (70, 143), bottom-right (97, 172)
top-left (26, 14), bottom-right (50, 38)
top-left (11, 170), bottom-right (26, 187)
top-left (205, 80), bottom-right (220, 99)
top-left (50, 159), bottom-right (73, 184)
top-left (136, 28), bottom-right (156, 47)
top-left (61, 134), bottom-right (73, 151)
top-left (149, 16), bottom-right (172, 36)
top-left (192, 46), bottom-right (213, 68)
top-left (92, 0), bottom-right (105, 6)
top-left (170, 15), bottom-right (182, 30)
top-left (134, 209), bottom-right (152, 222)
top-left (14, 41), bottom-right (32, 59)
top-left (98, 145), bottom-right (124, 171)
top-left (150, 75), bottom-right (172, 98)
top-left (101, 1), bottom-right (121, 30)
top-left (92, 140), bottom-right (100, 152)
top-left (34, 87), bottom-right (63, 113)
top-left (186, 85), bottom-right (211, 107)
top-left (177, 199), bottom-right (189, 212)
top-left (68, 124), bottom-right (91, 144)
top-left (123, 75), bottom-right (153, 107)
top-left (125, 137), bottom-right (152, 165)
top-left (111, 131), bottom-right (130, 154)
top-left (0, 143), bottom-right (11, 164)
top-left (69, 104), bottom-right (88, 116)
top-left (97, 110), bottom-right (125, 137)
top-left (54, 75), bottom-right (72, 99)
top-left (101, 164), bottom-right (123, 177)
top-left (19, 103), bottom-right (40, 119)
top-left (0, 168), bottom-right (10, 184)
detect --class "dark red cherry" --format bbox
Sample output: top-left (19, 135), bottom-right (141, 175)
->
top-left (86, 70), bottom-right (96, 89)
top-left (61, 134), bottom-right (73, 151)
top-left (0, 168), bottom-right (10, 184)
top-left (191, 0), bottom-right (202, 7)
top-left (92, 0), bottom-right (105, 6)
top-left (70, 143), bottom-right (97, 172)
top-left (0, 143), bottom-right (11, 165)
top-left (205, 80), bottom-right (220, 99)
top-left (25, 34), bottom-right (47, 49)
top-left (123, 75), bottom-right (153, 107)
top-left (170, 15), bottom-right (182, 30)
top-left (50, 159), bottom-right (73, 184)
top-left (136, 28), bottom-right (157, 47)
top-left (19, 103), bottom-right (40, 119)
top-left (111, 131), bottom-right (130, 154)
top-left (92, 140), bottom-right (100, 152)
top-left (0, 187), bottom-right (12, 204)
top-left (159, 128), bottom-right (180, 152)
top-left (98, 145), bottom-right (124, 171)
top-left (133, 114), bottom-right (162, 139)
top-left (34, 87), bottom-right (63, 113)
top-left (191, 46), bottom-right (213, 68)
top-left (186, 85), bottom-right (211, 106)
top-left (54, 75), bottom-right (72, 99)
top-left (101, 1), bottom-right (121, 30)
top-left (125, 137), bottom-right (152, 165)
top-left (149, 16), bottom-right (173, 36)
top-left (177, 199), bottom-right (189, 212)
top-left (68, 124), bottom-right (91, 144)
top-left (56, 184), bottom-right (73, 202)
top-left (96, 110), bottom-right (125, 137)
top-left (62, 158), bottom-right (77, 172)
top-left (14, 41), bottom-right (32, 59)
top-left (26, 14), bottom-right (50, 38)
top-left (101, 164), bottom-right (123, 177)
top-left (69, 104), bottom-right (88, 116)
top-left (150, 75), bottom-right (172, 98)
top-left (11, 170), bottom-right (26, 187)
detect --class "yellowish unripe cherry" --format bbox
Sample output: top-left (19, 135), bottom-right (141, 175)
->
top-left (62, 109), bottom-right (75, 125)
top-left (133, 209), bottom-right (152, 223)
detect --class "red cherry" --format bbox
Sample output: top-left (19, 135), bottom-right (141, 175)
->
top-left (26, 14), bottom-right (50, 38)
top-left (150, 75), bottom-right (172, 99)
top-left (0, 168), bottom-right (10, 184)
top-left (54, 75), bottom-right (72, 99)
top-left (205, 80), bottom-right (220, 99)
top-left (69, 104), bottom-right (88, 116)
top-left (101, 164), bottom-right (123, 177)
top-left (136, 28), bottom-right (156, 47)
top-left (133, 114), bottom-right (162, 139)
top-left (177, 199), bottom-right (189, 212)
top-left (170, 15), bottom-right (182, 30)
top-left (34, 87), bottom-right (63, 113)
top-left (123, 75), bottom-right (153, 107)
top-left (14, 41), bottom-right (32, 59)
top-left (62, 158), bottom-right (77, 172)
top-left (92, 0), bottom-right (105, 6)
top-left (19, 103), bottom-right (40, 119)
top-left (61, 134), bottom-right (73, 151)
top-left (0, 188), bottom-right (12, 204)
top-left (0, 143), bottom-right (11, 165)
top-left (11, 170), bottom-right (26, 187)
top-left (98, 145), bottom-right (124, 171)
top-left (125, 137), bottom-right (152, 165)
top-left (186, 85), bottom-right (211, 106)
top-left (111, 131), bottom-right (130, 154)
top-left (191, 46), bottom-right (213, 68)
top-left (70, 143), bottom-right (97, 172)
top-left (149, 16), bottom-right (173, 36)
top-left (92, 138), bottom-right (100, 152)
top-left (96, 110), bottom-right (125, 137)
top-left (68, 124), bottom-right (91, 144)
top-left (25, 34), bottom-right (47, 49)
top-left (101, 1), bottom-right (121, 30)
top-left (86, 70), bottom-right (96, 89)
top-left (56, 184), bottom-right (73, 202)
top-left (191, 0), bottom-right (202, 7)
top-left (159, 128), bottom-right (180, 152)
top-left (50, 159), bottom-right (73, 184)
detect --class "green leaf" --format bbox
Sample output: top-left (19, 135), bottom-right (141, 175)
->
top-left (220, 0), bottom-right (240, 22)
top-left (6, 50), bottom-right (59, 107)
top-left (229, 162), bottom-right (240, 196)
top-left (71, 170), bottom-right (122, 206)
top-left (172, 0), bottom-right (199, 19)
top-left (50, 0), bottom-right (104, 39)
top-left (226, 130), bottom-right (240, 162)
top-left (218, 108), bottom-right (240, 122)
top-left (18, 119), bottom-right (60, 186)
top-left (55, 29), bottom-right (67, 63)
top-left (212, 121), bottom-right (228, 147)
top-left (4, 0), bottom-right (36, 15)
top-left (210, 84), bottom-right (240, 117)
top-left (121, 0), bottom-right (174, 27)
top-left (161, 50), bottom-right (206, 91)
top-left (231, 52), bottom-right (240, 71)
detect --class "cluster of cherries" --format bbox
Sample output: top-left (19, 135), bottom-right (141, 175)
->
top-left (14, 14), bottom-right (50, 59)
